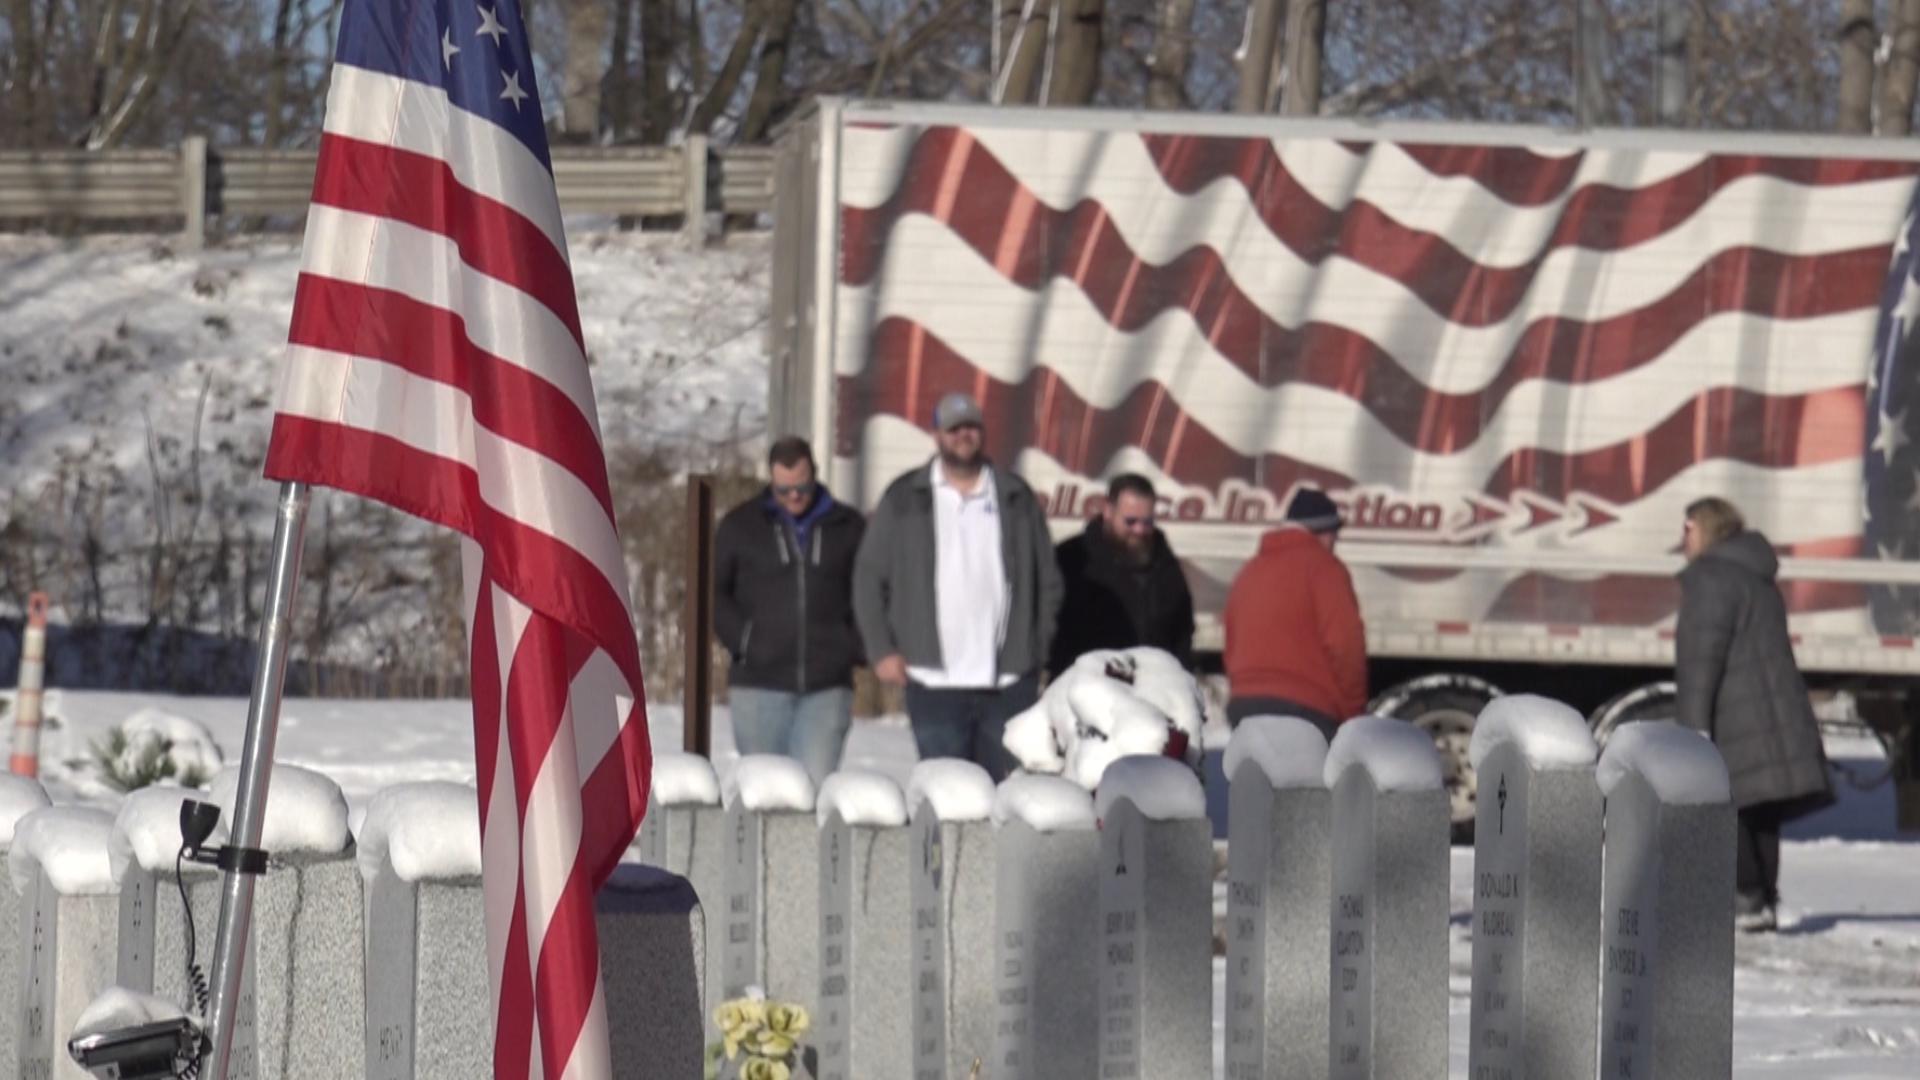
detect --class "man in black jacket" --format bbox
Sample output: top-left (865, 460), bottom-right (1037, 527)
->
top-left (1050, 473), bottom-right (1195, 675)
top-left (715, 436), bottom-right (866, 785)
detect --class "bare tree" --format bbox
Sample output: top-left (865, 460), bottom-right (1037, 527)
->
top-left (639, 0), bottom-right (677, 141)
top-left (1146, 0), bottom-right (1196, 108)
top-left (82, 0), bottom-right (206, 148)
top-left (1884, 0), bottom-right (1920, 136)
top-left (1839, 0), bottom-right (1875, 134)
top-left (996, 0), bottom-right (1051, 103)
top-left (1234, 0), bottom-right (1283, 112)
top-left (557, 0), bottom-right (611, 141)
top-left (1045, 0), bottom-right (1102, 104)
top-left (737, 0), bottom-right (795, 140)
top-left (689, 0), bottom-right (764, 134)
top-left (1278, 0), bottom-right (1322, 115)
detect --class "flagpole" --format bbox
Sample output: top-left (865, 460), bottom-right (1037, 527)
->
top-left (203, 480), bottom-right (312, 1079)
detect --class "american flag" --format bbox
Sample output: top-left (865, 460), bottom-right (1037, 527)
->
top-left (265, 2), bottom-right (650, 1076)
top-left (833, 120), bottom-right (1920, 635)
top-left (1866, 185), bottom-right (1920, 633)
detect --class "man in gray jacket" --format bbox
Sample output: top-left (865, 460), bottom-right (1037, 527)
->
top-left (853, 392), bottom-right (1063, 780)
top-left (1677, 496), bottom-right (1833, 933)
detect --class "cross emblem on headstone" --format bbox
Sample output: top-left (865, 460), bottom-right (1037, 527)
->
top-left (1497, 774), bottom-right (1508, 835)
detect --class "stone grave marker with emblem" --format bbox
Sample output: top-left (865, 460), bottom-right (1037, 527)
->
top-left (1466, 695), bottom-right (1603, 1080)
top-left (905, 760), bottom-right (997, 1080)
top-left (1597, 722), bottom-right (1736, 1080)
top-left (814, 770), bottom-right (912, 1080)
top-left (1326, 716), bottom-right (1449, 1080)
top-left (1094, 755), bottom-right (1212, 1080)
top-left (1222, 716), bottom-right (1331, 1080)
top-left (990, 774), bottom-right (1100, 1080)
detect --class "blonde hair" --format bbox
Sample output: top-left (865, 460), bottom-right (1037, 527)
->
top-left (1685, 497), bottom-right (1745, 548)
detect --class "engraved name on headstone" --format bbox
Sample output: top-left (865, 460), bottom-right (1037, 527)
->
top-left (906, 761), bottom-right (996, 1080)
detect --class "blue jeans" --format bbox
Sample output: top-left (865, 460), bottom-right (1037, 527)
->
top-left (904, 673), bottom-right (1039, 783)
top-left (727, 686), bottom-right (853, 787)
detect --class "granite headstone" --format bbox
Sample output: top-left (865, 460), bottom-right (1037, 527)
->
top-left (990, 774), bottom-right (1100, 1080)
top-left (1222, 716), bottom-right (1332, 1080)
top-left (1466, 696), bottom-right (1603, 1080)
top-left (1093, 756), bottom-right (1213, 1080)
top-left (719, 756), bottom-right (820, 1017)
top-left (905, 760), bottom-right (997, 1080)
top-left (1326, 716), bottom-right (1449, 1080)
top-left (10, 807), bottom-right (119, 1080)
top-left (598, 864), bottom-right (706, 1078)
top-left (814, 770), bottom-right (912, 1080)
top-left (1597, 722), bottom-right (1736, 1080)
top-left (631, 752), bottom-right (727, 1031)
top-left (0, 774), bottom-right (52, 1071)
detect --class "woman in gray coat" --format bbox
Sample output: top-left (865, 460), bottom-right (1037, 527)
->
top-left (1676, 497), bottom-right (1834, 932)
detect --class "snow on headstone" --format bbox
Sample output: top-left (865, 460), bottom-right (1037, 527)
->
top-left (210, 762), bottom-right (351, 855)
top-left (906, 759), bottom-right (995, 823)
top-left (1325, 717), bottom-right (1448, 1079)
top-left (362, 783), bottom-right (486, 1080)
top-left (991, 774), bottom-right (1100, 1079)
top-left (1597, 722), bottom-right (1735, 1080)
top-left (10, 807), bottom-right (119, 1080)
top-left (1224, 717), bottom-right (1332, 1079)
top-left (1093, 757), bottom-right (1210, 1079)
top-left (908, 760), bottom-right (997, 1079)
top-left (632, 752), bottom-right (726, 1035)
top-left (816, 771), bottom-right (912, 1079)
top-left (0, 774), bottom-right (51, 1070)
top-left (70, 986), bottom-right (190, 1041)
top-left (1467, 695), bottom-right (1603, 1080)
top-left (724, 753), bottom-right (816, 813)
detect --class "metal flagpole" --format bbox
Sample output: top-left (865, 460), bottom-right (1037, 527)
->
top-left (202, 480), bottom-right (312, 1079)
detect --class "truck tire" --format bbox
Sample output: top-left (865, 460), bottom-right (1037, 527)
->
top-left (1369, 675), bottom-right (1501, 844)
top-left (1589, 681), bottom-right (1678, 748)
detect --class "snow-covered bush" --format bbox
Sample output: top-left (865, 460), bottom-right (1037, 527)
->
top-left (87, 708), bottom-right (223, 791)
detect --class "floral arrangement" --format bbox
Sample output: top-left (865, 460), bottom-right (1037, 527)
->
top-left (704, 991), bottom-right (811, 1080)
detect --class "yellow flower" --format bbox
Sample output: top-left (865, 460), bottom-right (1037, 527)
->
top-left (742, 1056), bottom-right (791, 1080)
top-left (713, 1002), bottom-right (745, 1034)
top-left (753, 1030), bottom-right (796, 1059)
top-left (738, 999), bottom-right (768, 1028)
top-left (766, 1003), bottom-right (810, 1037)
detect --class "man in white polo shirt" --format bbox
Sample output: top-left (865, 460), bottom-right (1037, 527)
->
top-left (853, 392), bottom-right (1063, 780)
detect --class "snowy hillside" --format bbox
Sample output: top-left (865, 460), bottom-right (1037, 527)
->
top-left (0, 230), bottom-right (773, 689)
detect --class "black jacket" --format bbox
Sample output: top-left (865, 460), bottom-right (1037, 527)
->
top-left (714, 488), bottom-right (866, 693)
top-left (1676, 530), bottom-right (1833, 813)
top-left (1049, 520), bottom-right (1195, 675)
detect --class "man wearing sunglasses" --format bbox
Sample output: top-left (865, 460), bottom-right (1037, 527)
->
top-left (853, 392), bottom-right (1063, 781)
top-left (1049, 473), bottom-right (1195, 676)
top-left (714, 435), bottom-right (867, 785)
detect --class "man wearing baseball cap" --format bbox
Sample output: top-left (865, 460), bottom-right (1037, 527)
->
top-left (852, 391), bottom-right (1063, 780)
top-left (1222, 487), bottom-right (1368, 739)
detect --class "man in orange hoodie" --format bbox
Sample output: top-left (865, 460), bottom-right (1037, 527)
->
top-left (1224, 489), bottom-right (1368, 739)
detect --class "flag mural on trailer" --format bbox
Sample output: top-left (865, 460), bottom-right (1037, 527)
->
top-left (264, 2), bottom-right (651, 1078)
top-left (829, 117), bottom-right (1920, 637)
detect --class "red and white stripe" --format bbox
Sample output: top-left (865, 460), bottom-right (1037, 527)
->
top-left (267, 62), bottom-right (649, 1080)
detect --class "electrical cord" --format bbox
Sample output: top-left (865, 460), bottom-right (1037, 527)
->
top-left (173, 846), bottom-right (209, 1080)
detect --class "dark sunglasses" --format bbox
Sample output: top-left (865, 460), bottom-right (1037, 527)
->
top-left (772, 482), bottom-right (816, 498)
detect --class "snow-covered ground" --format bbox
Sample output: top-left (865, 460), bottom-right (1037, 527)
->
top-left (23, 691), bottom-right (1919, 1077)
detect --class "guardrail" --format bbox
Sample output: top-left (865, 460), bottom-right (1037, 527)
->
top-left (0, 134), bottom-right (774, 247)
